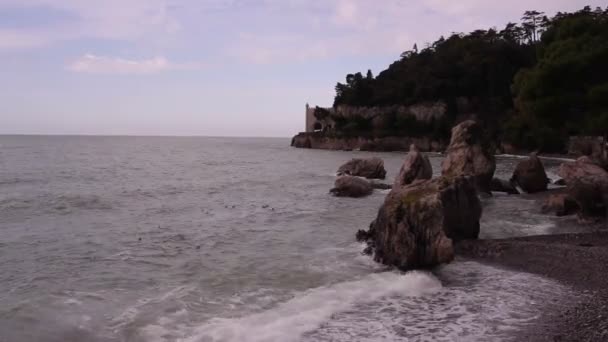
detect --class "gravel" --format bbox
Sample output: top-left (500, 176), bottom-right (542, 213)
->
top-left (456, 231), bottom-right (608, 341)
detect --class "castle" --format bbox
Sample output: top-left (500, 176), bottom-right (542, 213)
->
top-left (305, 103), bottom-right (334, 133)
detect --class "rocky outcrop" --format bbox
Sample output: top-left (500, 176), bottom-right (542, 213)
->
top-left (330, 176), bottom-right (373, 198)
top-left (441, 120), bottom-right (496, 194)
top-left (394, 144), bottom-right (433, 187)
top-left (337, 157), bottom-right (387, 179)
top-left (356, 176), bottom-right (481, 270)
top-left (511, 153), bottom-right (550, 193)
top-left (558, 157), bottom-right (608, 220)
top-left (290, 133), bottom-right (446, 152)
top-left (490, 178), bottom-right (519, 195)
top-left (541, 193), bottom-right (579, 216)
top-left (291, 134), bottom-right (312, 148)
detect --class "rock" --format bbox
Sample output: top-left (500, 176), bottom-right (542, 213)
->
top-left (441, 120), bottom-right (496, 194)
top-left (554, 178), bottom-right (567, 186)
top-left (330, 176), bottom-right (373, 198)
top-left (370, 182), bottom-right (392, 190)
top-left (291, 134), bottom-right (312, 148)
top-left (558, 157), bottom-right (608, 220)
top-left (568, 181), bottom-right (608, 219)
top-left (357, 176), bottom-right (481, 270)
top-left (490, 178), bottom-right (519, 195)
top-left (337, 157), bottom-right (387, 179)
top-left (394, 144), bottom-right (433, 188)
top-left (541, 193), bottom-right (579, 216)
top-left (511, 153), bottom-right (550, 193)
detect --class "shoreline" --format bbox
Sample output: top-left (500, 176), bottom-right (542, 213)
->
top-left (456, 231), bottom-right (608, 341)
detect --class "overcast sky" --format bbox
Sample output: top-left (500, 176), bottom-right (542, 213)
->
top-left (0, 0), bottom-right (604, 137)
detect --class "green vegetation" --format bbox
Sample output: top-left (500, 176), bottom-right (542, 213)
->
top-left (331, 7), bottom-right (608, 152)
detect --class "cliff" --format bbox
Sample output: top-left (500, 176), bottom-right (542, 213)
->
top-left (291, 132), bottom-right (446, 152)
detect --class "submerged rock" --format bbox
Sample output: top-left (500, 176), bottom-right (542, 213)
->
top-left (330, 176), bottom-right (373, 198)
top-left (394, 144), bottom-right (433, 188)
top-left (357, 176), bottom-right (481, 270)
top-left (441, 120), bottom-right (496, 194)
top-left (490, 178), bottom-right (519, 195)
top-left (558, 157), bottom-right (608, 220)
top-left (541, 193), bottom-right (579, 216)
top-left (337, 157), bottom-right (387, 179)
top-left (370, 182), bottom-right (392, 190)
top-left (511, 153), bottom-right (549, 193)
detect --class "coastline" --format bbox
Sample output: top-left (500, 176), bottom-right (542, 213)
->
top-left (456, 231), bottom-right (608, 341)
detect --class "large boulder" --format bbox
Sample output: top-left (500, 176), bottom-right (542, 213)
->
top-left (356, 176), bottom-right (481, 270)
top-left (337, 157), bottom-right (387, 179)
top-left (394, 144), bottom-right (433, 188)
top-left (558, 157), bottom-right (608, 220)
top-left (510, 153), bottom-right (549, 193)
top-left (441, 120), bottom-right (496, 194)
top-left (330, 176), bottom-right (373, 198)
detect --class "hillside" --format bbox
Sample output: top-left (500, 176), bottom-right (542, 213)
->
top-left (306, 6), bottom-right (608, 153)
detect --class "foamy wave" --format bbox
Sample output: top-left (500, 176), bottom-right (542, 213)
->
top-left (181, 271), bottom-right (441, 342)
top-left (304, 261), bottom-right (574, 342)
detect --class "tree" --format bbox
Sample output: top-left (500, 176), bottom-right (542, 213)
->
top-left (521, 10), bottom-right (545, 43)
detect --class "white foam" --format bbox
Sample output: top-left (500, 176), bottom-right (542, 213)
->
top-left (180, 271), bottom-right (441, 342)
top-left (304, 261), bottom-right (574, 342)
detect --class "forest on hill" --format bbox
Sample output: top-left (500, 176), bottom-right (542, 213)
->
top-left (327, 6), bottom-right (608, 152)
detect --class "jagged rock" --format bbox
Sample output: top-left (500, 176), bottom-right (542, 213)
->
top-left (511, 153), bottom-right (550, 193)
top-left (541, 193), bottom-right (579, 216)
top-left (394, 144), bottom-right (433, 188)
top-left (330, 176), bottom-right (373, 198)
top-left (490, 178), bottom-right (519, 195)
top-left (558, 157), bottom-right (608, 220)
top-left (357, 176), bottom-right (481, 270)
top-left (441, 120), bottom-right (496, 194)
top-left (337, 157), bottom-right (387, 179)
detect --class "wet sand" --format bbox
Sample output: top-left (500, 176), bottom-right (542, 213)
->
top-left (456, 231), bottom-right (608, 341)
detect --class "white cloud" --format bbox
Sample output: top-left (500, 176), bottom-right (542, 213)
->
top-left (66, 54), bottom-right (199, 74)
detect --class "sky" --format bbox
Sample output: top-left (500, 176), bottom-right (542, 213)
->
top-left (0, 0), bottom-right (605, 137)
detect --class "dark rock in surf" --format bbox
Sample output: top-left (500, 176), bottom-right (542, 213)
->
top-left (337, 157), bottom-right (387, 179)
top-left (511, 153), bottom-right (550, 193)
top-left (394, 144), bottom-right (433, 188)
top-left (554, 178), bottom-right (567, 186)
top-left (330, 176), bottom-right (373, 198)
top-left (490, 178), bottom-right (519, 195)
top-left (370, 182), bottom-right (392, 190)
top-left (357, 176), bottom-right (481, 270)
top-left (558, 157), bottom-right (608, 220)
top-left (541, 193), bottom-right (579, 216)
top-left (441, 120), bottom-right (496, 194)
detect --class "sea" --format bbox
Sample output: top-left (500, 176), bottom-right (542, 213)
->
top-left (0, 136), bottom-right (591, 342)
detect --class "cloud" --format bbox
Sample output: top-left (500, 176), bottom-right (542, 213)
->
top-left (66, 54), bottom-right (201, 74)
top-left (0, 0), bottom-right (179, 50)
top-left (0, 29), bottom-right (52, 49)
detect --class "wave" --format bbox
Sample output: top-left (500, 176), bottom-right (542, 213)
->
top-left (497, 154), bottom-right (575, 162)
top-left (180, 271), bottom-right (441, 342)
top-left (0, 193), bottom-right (114, 215)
